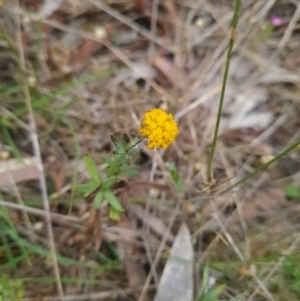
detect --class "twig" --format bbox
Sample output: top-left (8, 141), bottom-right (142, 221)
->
top-left (20, 286), bottom-right (154, 301)
top-left (0, 200), bottom-right (80, 223)
top-left (278, 1), bottom-right (300, 50)
top-left (13, 1), bottom-right (64, 300)
top-left (174, 84), bottom-right (221, 120)
top-left (87, 0), bottom-right (173, 52)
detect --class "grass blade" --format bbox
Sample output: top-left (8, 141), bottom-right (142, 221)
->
top-left (231, 139), bottom-right (300, 189)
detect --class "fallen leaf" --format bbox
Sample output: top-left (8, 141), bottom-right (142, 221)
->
top-left (163, 0), bottom-right (177, 26)
top-left (109, 62), bottom-right (157, 90)
top-left (131, 205), bottom-right (174, 243)
top-left (0, 157), bottom-right (39, 187)
top-left (223, 87), bottom-right (274, 130)
top-left (32, 0), bottom-right (64, 20)
top-left (154, 223), bottom-right (193, 301)
top-left (231, 188), bottom-right (286, 222)
top-left (46, 156), bottom-right (65, 192)
top-left (70, 39), bottom-right (104, 67)
top-left (152, 55), bottom-right (190, 90)
top-left (202, 188), bottom-right (286, 226)
top-left (134, 0), bottom-right (152, 16)
top-left (67, 233), bottom-right (88, 246)
top-left (116, 214), bottom-right (147, 299)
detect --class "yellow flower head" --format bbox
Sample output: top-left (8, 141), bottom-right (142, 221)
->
top-left (139, 108), bottom-right (179, 149)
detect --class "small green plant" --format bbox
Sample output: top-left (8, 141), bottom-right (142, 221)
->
top-left (76, 133), bottom-right (140, 220)
top-left (167, 162), bottom-right (184, 193)
top-left (0, 275), bottom-right (24, 301)
top-left (196, 265), bottom-right (225, 301)
top-left (76, 108), bottom-right (180, 221)
top-left (282, 256), bottom-right (300, 295)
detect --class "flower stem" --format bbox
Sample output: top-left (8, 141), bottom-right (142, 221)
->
top-left (207, 0), bottom-right (241, 182)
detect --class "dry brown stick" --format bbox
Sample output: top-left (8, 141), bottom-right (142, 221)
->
top-left (13, 1), bottom-right (64, 300)
top-left (0, 200), bottom-right (84, 224)
top-left (278, 1), bottom-right (300, 50)
top-left (88, 0), bottom-right (173, 52)
top-left (20, 285), bottom-right (154, 301)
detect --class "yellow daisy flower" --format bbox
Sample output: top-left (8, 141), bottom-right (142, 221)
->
top-left (139, 108), bottom-right (179, 149)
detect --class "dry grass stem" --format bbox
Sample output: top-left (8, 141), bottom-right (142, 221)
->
top-left (13, 1), bottom-right (64, 300)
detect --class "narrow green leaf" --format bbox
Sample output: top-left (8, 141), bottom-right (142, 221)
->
top-left (103, 176), bottom-right (119, 188)
top-left (0, 85), bottom-right (22, 95)
top-left (109, 206), bottom-right (121, 220)
top-left (104, 190), bottom-right (123, 212)
top-left (230, 139), bottom-right (300, 191)
top-left (198, 264), bottom-right (210, 299)
top-left (119, 165), bottom-right (138, 177)
top-left (84, 155), bottom-right (102, 184)
top-left (94, 191), bottom-right (104, 209)
top-left (102, 157), bottom-right (114, 165)
top-left (167, 163), bottom-right (184, 193)
top-left (75, 183), bottom-right (95, 194)
top-left (128, 147), bottom-right (140, 156)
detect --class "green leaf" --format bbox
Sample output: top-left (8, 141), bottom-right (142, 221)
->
top-left (103, 176), bottom-right (119, 188)
top-left (84, 155), bottom-right (102, 184)
top-left (256, 22), bottom-right (274, 44)
top-left (75, 183), bottom-right (96, 194)
top-left (285, 184), bottom-right (300, 199)
top-left (128, 147), bottom-right (140, 156)
top-left (167, 163), bottom-right (184, 193)
top-left (119, 165), bottom-right (138, 176)
top-left (198, 264), bottom-right (210, 299)
top-left (94, 191), bottom-right (104, 209)
top-left (104, 190), bottom-right (123, 212)
top-left (109, 206), bottom-right (121, 220)
top-left (199, 285), bottom-right (225, 301)
top-left (102, 157), bottom-right (114, 165)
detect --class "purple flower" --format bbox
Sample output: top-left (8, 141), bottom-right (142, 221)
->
top-left (271, 16), bottom-right (282, 27)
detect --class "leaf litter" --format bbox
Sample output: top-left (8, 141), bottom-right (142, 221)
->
top-left (1, 0), bottom-right (300, 300)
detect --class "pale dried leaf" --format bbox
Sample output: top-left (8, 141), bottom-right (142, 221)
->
top-left (109, 62), bottom-right (157, 90)
top-left (70, 39), bottom-right (103, 67)
top-left (229, 56), bottom-right (253, 81)
top-left (261, 68), bottom-right (300, 83)
top-left (222, 87), bottom-right (274, 130)
top-left (231, 188), bottom-right (286, 222)
top-left (0, 157), bottom-right (39, 187)
top-left (116, 214), bottom-right (147, 299)
top-left (152, 55), bottom-right (190, 90)
top-left (34, 0), bottom-right (64, 19)
top-left (46, 157), bottom-right (65, 191)
top-left (131, 205), bottom-right (174, 243)
top-left (154, 223), bottom-right (193, 301)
